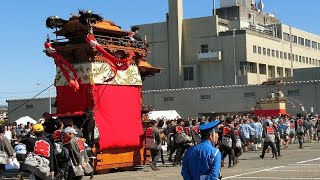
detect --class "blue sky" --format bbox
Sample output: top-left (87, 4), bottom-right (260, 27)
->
top-left (0, 0), bottom-right (319, 105)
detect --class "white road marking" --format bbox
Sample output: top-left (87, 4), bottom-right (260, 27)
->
top-left (223, 166), bottom-right (285, 179)
top-left (296, 157), bottom-right (320, 164)
top-left (289, 164), bottom-right (320, 166)
top-left (231, 177), bottom-right (320, 179)
top-left (266, 170), bottom-right (319, 172)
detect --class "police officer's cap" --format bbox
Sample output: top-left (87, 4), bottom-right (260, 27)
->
top-left (199, 120), bottom-right (220, 133)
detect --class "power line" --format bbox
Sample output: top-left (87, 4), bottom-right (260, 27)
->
top-left (7, 84), bottom-right (54, 115)
top-left (0, 88), bottom-right (55, 95)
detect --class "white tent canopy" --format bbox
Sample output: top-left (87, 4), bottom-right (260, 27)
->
top-left (15, 116), bottom-right (37, 126)
top-left (148, 110), bottom-right (181, 120)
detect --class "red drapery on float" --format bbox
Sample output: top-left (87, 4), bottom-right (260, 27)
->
top-left (45, 42), bottom-right (79, 91)
top-left (56, 84), bottom-right (143, 149)
top-left (85, 34), bottom-right (135, 82)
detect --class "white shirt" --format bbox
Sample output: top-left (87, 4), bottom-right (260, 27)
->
top-left (4, 130), bottom-right (12, 141)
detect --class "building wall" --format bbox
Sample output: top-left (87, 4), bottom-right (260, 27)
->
top-left (137, 22), bottom-right (170, 90)
top-left (294, 67), bottom-right (320, 81)
top-left (138, 17), bottom-right (320, 90)
top-left (7, 98), bottom-right (56, 122)
top-left (7, 81), bottom-right (320, 121)
top-left (143, 81), bottom-right (320, 118)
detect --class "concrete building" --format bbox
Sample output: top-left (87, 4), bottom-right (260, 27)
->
top-left (6, 97), bottom-right (56, 122)
top-left (143, 80), bottom-right (320, 117)
top-left (6, 80), bottom-right (320, 119)
top-left (137, 0), bottom-right (320, 90)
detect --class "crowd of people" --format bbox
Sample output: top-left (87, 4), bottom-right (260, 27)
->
top-left (0, 116), bottom-right (94, 180)
top-left (1, 113), bottom-right (320, 179)
top-left (146, 113), bottom-right (320, 175)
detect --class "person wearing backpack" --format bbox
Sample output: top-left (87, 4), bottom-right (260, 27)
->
top-left (221, 118), bottom-right (237, 168)
top-left (145, 120), bottom-right (161, 171)
top-left (296, 119), bottom-right (305, 148)
top-left (190, 120), bottom-right (201, 145)
top-left (0, 125), bottom-right (15, 173)
top-left (173, 119), bottom-right (191, 167)
top-left (260, 121), bottom-right (278, 159)
top-left (316, 118), bottom-right (320, 142)
top-left (233, 123), bottom-right (242, 164)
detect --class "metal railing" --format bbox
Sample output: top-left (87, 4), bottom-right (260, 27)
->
top-left (50, 35), bottom-right (148, 50)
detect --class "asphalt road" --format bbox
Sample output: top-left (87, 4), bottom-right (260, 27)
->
top-left (85, 142), bottom-right (320, 180)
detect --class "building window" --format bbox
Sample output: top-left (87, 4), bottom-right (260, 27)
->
top-left (310, 58), bottom-right (312, 64)
top-left (259, 64), bottom-right (266, 75)
top-left (280, 51), bottom-right (283, 59)
top-left (276, 67), bottom-right (281, 77)
top-left (244, 92), bottom-right (256, 97)
top-left (272, 50), bottom-right (275, 57)
top-left (164, 97), bottom-right (174, 102)
top-left (258, 47), bottom-right (261, 54)
top-left (283, 33), bottom-right (290, 41)
top-left (253, 45), bottom-right (257, 53)
top-left (263, 48), bottom-right (266, 55)
top-left (288, 53), bottom-right (291, 60)
top-left (200, 95), bottom-right (211, 100)
top-left (302, 56), bottom-right (305, 63)
top-left (306, 57), bottom-right (309, 64)
top-left (26, 104), bottom-right (34, 110)
top-left (239, 62), bottom-right (247, 75)
top-left (312, 41), bottom-right (317, 49)
top-left (248, 62), bottom-right (256, 73)
top-left (312, 59), bottom-right (315, 65)
top-left (200, 44), bottom-right (209, 53)
top-left (276, 50), bottom-right (279, 58)
top-left (285, 69), bottom-right (290, 77)
top-left (299, 37), bottom-right (305, 46)
top-left (295, 55), bottom-right (298, 62)
top-left (268, 68), bottom-right (273, 78)
top-left (292, 35), bottom-right (298, 44)
top-left (288, 90), bottom-right (300, 96)
top-left (299, 56), bottom-right (302, 62)
top-left (183, 67), bottom-right (194, 81)
top-left (267, 49), bottom-right (271, 56)
top-left (284, 52), bottom-right (287, 59)
top-left (318, 43), bottom-right (320, 50)
top-left (305, 39), bottom-right (311, 47)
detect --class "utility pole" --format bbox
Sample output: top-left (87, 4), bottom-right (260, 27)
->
top-left (289, 25), bottom-right (293, 77)
top-left (49, 88), bottom-right (51, 114)
top-left (213, 0), bottom-right (216, 16)
top-left (233, 29), bottom-right (237, 85)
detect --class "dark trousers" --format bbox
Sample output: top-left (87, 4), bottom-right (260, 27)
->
top-left (297, 134), bottom-right (304, 148)
top-left (275, 139), bottom-right (281, 156)
top-left (160, 148), bottom-right (165, 164)
top-left (222, 146), bottom-right (235, 166)
top-left (168, 144), bottom-right (175, 160)
top-left (151, 149), bottom-right (161, 167)
top-left (234, 147), bottom-right (242, 159)
top-left (261, 141), bottom-right (277, 158)
top-left (174, 143), bottom-right (190, 166)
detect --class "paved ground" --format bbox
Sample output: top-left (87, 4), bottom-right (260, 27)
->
top-left (86, 142), bottom-right (320, 180)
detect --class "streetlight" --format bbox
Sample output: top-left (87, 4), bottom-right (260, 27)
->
top-left (37, 83), bottom-right (52, 114)
top-left (233, 29), bottom-right (237, 85)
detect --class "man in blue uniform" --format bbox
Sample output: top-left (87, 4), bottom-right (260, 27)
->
top-left (181, 121), bottom-right (222, 180)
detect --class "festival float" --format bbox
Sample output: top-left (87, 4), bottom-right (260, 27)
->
top-left (44, 10), bottom-right (161, 172)
top-left (254, 92), bottom-right (287, 117)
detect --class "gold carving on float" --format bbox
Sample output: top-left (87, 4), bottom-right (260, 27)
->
top-left (55, 62), bottom-right (142, 86)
